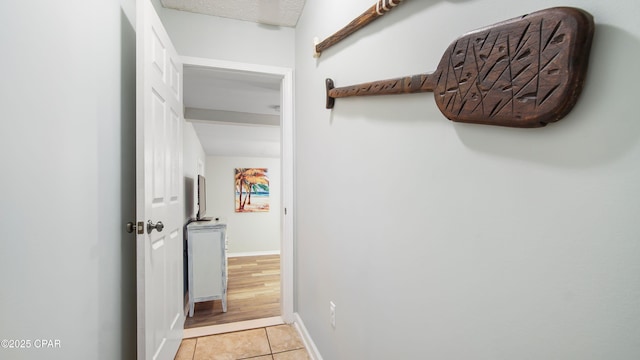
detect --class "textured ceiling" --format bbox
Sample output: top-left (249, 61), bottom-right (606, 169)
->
top-left (160, 0), bottom-right (305, 27)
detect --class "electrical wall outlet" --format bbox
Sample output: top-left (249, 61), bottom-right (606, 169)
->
top-left (329, 301), bottom-right (336, 328)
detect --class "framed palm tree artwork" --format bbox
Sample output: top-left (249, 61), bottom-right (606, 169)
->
top-left (234, 168), bottom-right (270, 212)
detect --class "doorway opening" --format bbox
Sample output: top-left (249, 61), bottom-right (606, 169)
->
top-left (181, 57), bottom-right (294, 338)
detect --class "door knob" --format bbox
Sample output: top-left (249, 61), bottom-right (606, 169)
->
top-left (147, 220), bottom-right (164, 233)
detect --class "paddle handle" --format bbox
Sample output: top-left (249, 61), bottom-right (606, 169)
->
top-left (315, 0), bottom-right (405, 56)
top-left (326, 74), bottom-right (434, 109)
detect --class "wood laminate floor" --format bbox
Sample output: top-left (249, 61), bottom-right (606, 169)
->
top-left (184, 254), bottom-right (281, 329)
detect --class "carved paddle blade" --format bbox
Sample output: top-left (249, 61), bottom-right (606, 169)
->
top-left (433, 7), bottom-right (594, 127)
top-left (326, 7), bottom-right (595, 128)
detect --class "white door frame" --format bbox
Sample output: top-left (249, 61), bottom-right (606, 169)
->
top-left (181, 56), bottom-right (295, 330)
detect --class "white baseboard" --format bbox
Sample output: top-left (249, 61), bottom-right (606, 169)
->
top-left (227, 250), bottom-right (280, 258)
top-left (293, 313), bottom-right (323, 360)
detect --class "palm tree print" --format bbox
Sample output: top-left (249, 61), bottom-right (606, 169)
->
top-left (235, 168), bottom-right (270, 212)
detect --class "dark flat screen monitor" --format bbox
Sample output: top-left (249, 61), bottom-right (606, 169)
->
top-left (197, 175), bottom-right (211, 221)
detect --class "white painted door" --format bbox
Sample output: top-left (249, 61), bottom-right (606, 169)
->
top-left (136, 0), bottom-right (184, 359)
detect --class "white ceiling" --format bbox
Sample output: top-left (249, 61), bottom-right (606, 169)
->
top-left (184, 66), bottom-right (281, 116)
top-left (164, 1), bottom-right (300, 158)
top-left (160, 0), bottom-right (305, 27)
top-left (183, 65), bottom-right (283, 158)
top-left (191, 120), bottom-right (281, 157)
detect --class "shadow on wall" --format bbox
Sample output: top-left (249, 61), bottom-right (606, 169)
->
top-left (113, 8), bottom-right (137, 360)
top-left (454, 24), bottom-right (640, 168)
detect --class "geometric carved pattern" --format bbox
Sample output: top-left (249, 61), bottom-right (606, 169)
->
top-left (326, 7), bottom-right (594, 128)
top-left (433, 7), bottom-right (594, 127)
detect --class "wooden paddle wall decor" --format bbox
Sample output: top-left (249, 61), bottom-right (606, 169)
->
top-left (326, 7), bottom-right (595, 128)
top-left (314, 0), bottom-right (405, 57)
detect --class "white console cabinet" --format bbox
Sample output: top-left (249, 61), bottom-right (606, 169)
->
top-left (186, 220), bottom-right (227, 317)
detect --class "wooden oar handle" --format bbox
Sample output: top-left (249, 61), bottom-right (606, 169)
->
top-left (326, 74), bottom-right (434, 109)
top-left (315, 0), bottom-right (405, 56)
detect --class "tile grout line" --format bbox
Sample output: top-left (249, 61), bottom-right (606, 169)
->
top-left (266, 325), bottom-right (306, 356)
top-left (190, 337), bottom-right (197, 360)
top-left (264, 327), bottom-right (274, 355)
top-left (180, 324), bottom-right (309, 360)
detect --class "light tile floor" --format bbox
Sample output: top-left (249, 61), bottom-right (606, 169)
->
top-left (175, 324), bottom-right (311, 360)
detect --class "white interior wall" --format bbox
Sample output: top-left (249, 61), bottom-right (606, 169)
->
top-left (156, 4), bottom-right (295, 68)
top-left (295, 0), bottom-right (640, 359)
top-left (206, 155), bottom-right (281, 255)
top-left (0, 0), bottom-right (137, 358)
